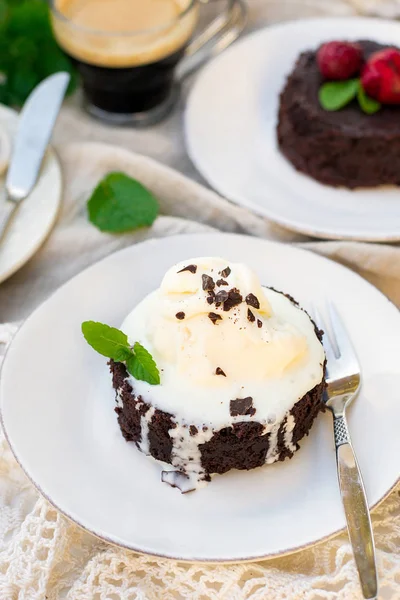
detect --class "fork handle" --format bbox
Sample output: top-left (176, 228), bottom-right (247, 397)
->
top-left (334, 414), bottom-right (378, 599)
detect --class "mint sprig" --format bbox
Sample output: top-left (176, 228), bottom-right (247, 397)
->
top-left (357, 85), bottom-right (381, 115)
top-left (87, 172), bottom-right (159, 233)
top-left (82, 321), bottom-right (160, 385)
top-left (319, 79), bottom-right (359, 111)
top-left (0, 0), bottom-right (77, 107)
top-left (319, 78), bottom-right (381, 115)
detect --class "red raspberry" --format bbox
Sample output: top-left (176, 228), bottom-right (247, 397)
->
top-left (361, 48), bottom-right (400, 104)
top-left (317, 41), bottom-right (363, 80)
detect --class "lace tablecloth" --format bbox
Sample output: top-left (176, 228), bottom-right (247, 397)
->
top-left (0, 2), bottom-right (399, 599)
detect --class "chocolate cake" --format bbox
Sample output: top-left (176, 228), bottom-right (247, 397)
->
top-left (107, 257), bottom-right (326, 492)
top-left (277, 40), bottom-right (400, 188)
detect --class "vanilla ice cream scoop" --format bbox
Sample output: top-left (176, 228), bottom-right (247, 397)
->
top-left (123, 258), bottom-right (319, 388)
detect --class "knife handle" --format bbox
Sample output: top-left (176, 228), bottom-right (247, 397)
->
top-left (0, 198), bottom-right (18, 244)
top-left (334, 414), bottom-right (378, 599)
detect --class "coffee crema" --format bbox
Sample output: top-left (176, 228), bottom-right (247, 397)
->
top-left (52, 0), bottom-right (198, 68)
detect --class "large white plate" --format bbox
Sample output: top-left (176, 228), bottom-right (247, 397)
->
top-left (1, 234), bottom-right (399, 561)
top-left (185, 18), bottom-right (400, 241)
top-left (0, 105), bottom-right (61, 284)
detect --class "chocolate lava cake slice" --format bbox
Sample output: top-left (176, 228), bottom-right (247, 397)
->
top-left (277, 40), bottom-right (400, 188)
top-left (107, 257), bottom-right (326, 493)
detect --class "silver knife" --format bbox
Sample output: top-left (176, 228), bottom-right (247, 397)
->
top-left (0, 72), bottom-right (70, 244)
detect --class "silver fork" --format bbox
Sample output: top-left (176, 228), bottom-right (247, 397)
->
top-left (313, 302), bottom-right (378, 600)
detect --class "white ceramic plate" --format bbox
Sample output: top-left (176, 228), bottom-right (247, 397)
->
top-left (185, 18), bottom-right (400, 241)
top-left (0, 105), bottom-right (62, 284)
top-left (1, 234), bottom-right (399, 561)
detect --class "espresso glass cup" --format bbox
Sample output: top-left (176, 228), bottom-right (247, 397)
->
top-left (50, 0), bottom-right (247, 126)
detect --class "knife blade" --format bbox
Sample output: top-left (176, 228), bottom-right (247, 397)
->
top-left (0, 72), bottom-right (70, 243)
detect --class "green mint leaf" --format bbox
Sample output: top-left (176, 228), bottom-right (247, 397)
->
top-left (319, 79), bottom-right (359, 111)
top-left (0, 0), bottom-right (78, 107)
top-left (87, 172), bottom-right (159, 233)
top-left (357, 85), bottom-right (381, 115)
top-left (81, 321), bottom-right (130, 360)
top-left (126, 342), bottom-right (160, 385)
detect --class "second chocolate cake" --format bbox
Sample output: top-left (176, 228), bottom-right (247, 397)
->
top-left (277, 40), bottom-right (400, 188)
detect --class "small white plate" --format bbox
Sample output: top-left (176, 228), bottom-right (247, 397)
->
top-left (1, 233), bottom-right (399, 561)
top-left (185, 18), bottom-right (400, 241)
top-left (0, 105), bottom-right (62, 284)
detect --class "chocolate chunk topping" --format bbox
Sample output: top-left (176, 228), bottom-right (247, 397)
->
top-left (220, 266), bottom-right (231, 278)
top-left (176, 312), bottom-right (185, 320)
top-left (246, 293), bottom-right (260, 309)
top-left (216, 367), bottom-right (226, 377)
top-left (177, 264), bottom-right (197, 274)
top-left (257, 319), bottom-right (262, 328)
top-left (230, 397), bottom-right (255, 417)
top-left (215, 290), bottom-right (229, 303)
top-left (247, 308), bottom-right (255, 323)
top-left (216, 279), bottom-right (229, 286)
top-left (189, 425), bottom-right (198, 436)
top-left (208, 312), bottom-right (222, 325)
top-left (206, 296), bottom-right (214, 305)
top-left (223, 288), bottom-right (243, 311)
top-left (202, 274), bottom-right (215, 291)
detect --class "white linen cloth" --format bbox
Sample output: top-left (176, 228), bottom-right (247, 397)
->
top-left (0, 2), bottom-right (399, 599)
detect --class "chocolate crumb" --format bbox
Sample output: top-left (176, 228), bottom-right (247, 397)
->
top-left (161, 471), bottom-right (195, 494)
top-left (207, 296), bottom-right (214, 305)
top-left (230, 397), bottom-right (255, 417)
top-left (189, 425), bottom-right (198, 436)
top-left (202, 274), bottom-right (215, 291)
top-left (202, 425), bottom-right (207, 432)
top-left (220, 266), bottom-right (231, 278)
top-left (247, 309), bottom-right (255, 323)
top-left (178, 264), bottom-right (197, 274)
top-left (208, 312), bottom-right (222, 325)
top-left (224, 288), bottom-right (243, 311)
top-left (215, 290), bottom-right (229, 303)
top-left (216, 279), bottom-right (229, 286)
top-left (176, 312), bottom-right (185, 320)
top-left (216, 367), bottom-right (226, 377)
top-left (257, 319), bottom-right (262, 328)
top-left (246, 293), bottom-right (260, 309)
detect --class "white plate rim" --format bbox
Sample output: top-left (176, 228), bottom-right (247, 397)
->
top-left (1, 233), bottom-right (399, 562)
top-left (0, 104), bottom-right (62, 284)
top-left (184, 17), bottom-right (400, 242)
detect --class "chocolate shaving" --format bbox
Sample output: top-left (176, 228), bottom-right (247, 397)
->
top-left (216, 279), bottom-right (229, 286)
top-left (175, 312), bottom-right (185, 320)
top-left (215, 367), bottom-right (226, 377)
top-left (189, 425), bottom-right (198, 436)
top-left (202, 274), bottom-right (215, 291)
top-left (177, 264), bottom-right (197, 274)
top-left (223, 288), bottom-right (243, 311)
top-left (257, 319), bottom-right (262, 328)
top-left (230, 397), bottom-right (255, 417)
top-left (208, 312), bottom-right (222, 325)
top-left (215, 290), bottom-right (229, 303)
top-left (247, 309), bottom-right (255, 323)
top-left (220, 266), bottom-right (231, 278)
top-left (246, 293), bottom-right (260, 309)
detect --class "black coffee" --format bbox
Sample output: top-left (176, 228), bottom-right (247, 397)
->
top-left (51, 0), bottom-right (198, 119)
top-left (68, 47), bottom-right (186, 114)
